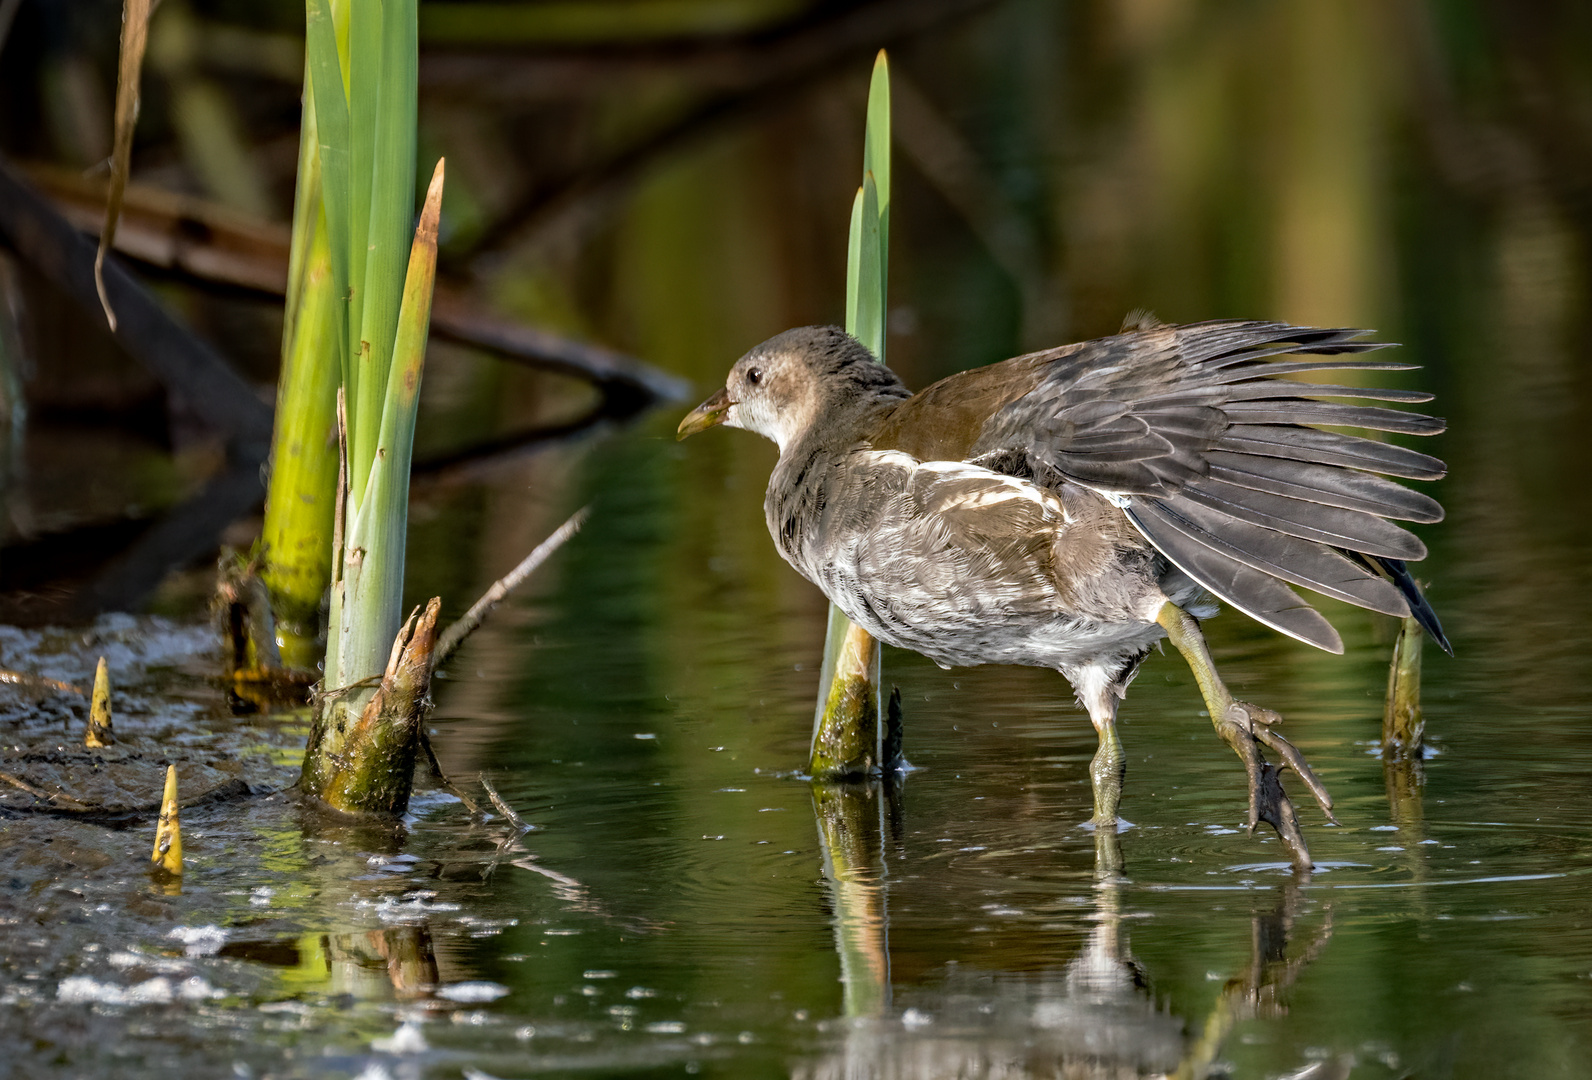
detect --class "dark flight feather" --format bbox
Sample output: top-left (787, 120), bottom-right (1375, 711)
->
top-left (951, 320), bottom-right (1445, 650)
top-left (1126, 500), bottom-right (1346, 652)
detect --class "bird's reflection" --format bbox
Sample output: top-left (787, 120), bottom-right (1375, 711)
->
top-left (803, 784), bottom-right (1336, 1079)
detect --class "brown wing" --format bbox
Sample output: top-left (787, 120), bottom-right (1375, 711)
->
top-left (876, 321), bottom-right (1448, 654)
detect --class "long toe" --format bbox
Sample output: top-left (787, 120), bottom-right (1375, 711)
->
top-left (1213, 704), bottom-right (1266, 830)
top-left (1252, 723), bottom-right (1337, 822)
top-left (1213, 701), bottom-right (1323, 869)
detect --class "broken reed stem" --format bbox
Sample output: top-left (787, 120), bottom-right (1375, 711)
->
top-left (1382, 615), bottom-right (1424, 758)
top-left (151, 764), bottom-right (182, 875)
top-left (434, 506), bottom-right (590, 668)
top-left (300, 597), bottom-right (442, 816)
top-left (86, 656), bottom-right (114, 747)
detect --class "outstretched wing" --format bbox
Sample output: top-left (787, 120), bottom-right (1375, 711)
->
top-left (961, 321), bottom-right (1447, 654)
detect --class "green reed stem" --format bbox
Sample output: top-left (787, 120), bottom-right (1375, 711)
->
top-left (810, 50), bottom-right (890, 780)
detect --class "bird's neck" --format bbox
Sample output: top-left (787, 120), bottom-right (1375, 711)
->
top-left (764, 389), bottom-right (901, 571)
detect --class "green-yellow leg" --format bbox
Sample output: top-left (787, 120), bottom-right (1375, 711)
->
top-left (1090, 724), bottom-right (1125, 828)
top-left (1155, 602), bottom-right (1335, 870)
top-left (1075, 666), bottom-right (1127, 830)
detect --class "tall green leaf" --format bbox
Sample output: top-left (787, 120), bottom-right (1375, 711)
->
top-left (349, 0), bottom-right (419, 505)
top-left (863, 49), bottom-right (890, 350)
top-left (260, 208), bottom-right (341, 670)
top-left (305, 0), bottom-right (352, 390)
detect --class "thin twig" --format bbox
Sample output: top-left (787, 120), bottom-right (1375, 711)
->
top-left (0, 770), bottom-right (91, 809)
top-left (434, 506), bottom-right (590, 667)
top-left (96, 0), bottom-right (154, 331)
top-left (419, 731), bottom-right (481, 816)
top-left (479, 773), bottom-right (529, 832)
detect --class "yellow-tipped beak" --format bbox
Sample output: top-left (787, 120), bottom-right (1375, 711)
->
top-left (677, 387), bottom-right (735, 441)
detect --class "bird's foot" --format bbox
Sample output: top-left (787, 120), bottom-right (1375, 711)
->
top-left (1218, 701), bottom-right (1336, 871)
top-left (1084, 813), bottom-right (1134, 832)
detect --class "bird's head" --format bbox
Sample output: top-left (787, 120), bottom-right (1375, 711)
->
top-left (677, 326), bottom-right (904, 450)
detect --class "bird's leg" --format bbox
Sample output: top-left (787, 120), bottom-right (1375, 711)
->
top-left (1075, 666), bottom-right (1127, 830)
top-left (1155, 603), bottom-right (1335, 870)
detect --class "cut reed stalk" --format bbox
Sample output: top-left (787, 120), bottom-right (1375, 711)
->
top-left (151, 764), bottom-right (182, 876)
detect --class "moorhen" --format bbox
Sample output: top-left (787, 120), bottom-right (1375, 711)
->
top-left (678, 320), bottom-right (1448, 865)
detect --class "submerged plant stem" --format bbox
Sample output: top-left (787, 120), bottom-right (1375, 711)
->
top-left (1383, 615), bottom-right (1424, 758)
top-left (812, 783), bottom-right (891, 1017)
top-left (810, 619), bottom-right (880, 780)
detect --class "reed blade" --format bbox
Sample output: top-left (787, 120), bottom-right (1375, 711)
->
top-left (843, 186), bottom-right (863, 336)
top-left (863, 49), bottom-right (890, 338)
top-left (283, 72), bottom-right (322, 350)
top-left (854, 172), bottom-right (883, 359)
top-left (339, 159), bottom-right (444, 689)
top-left (260, 210), bottom-right (341, 669)
top-left (305, 0), bottom-right (353, 402)
top-left (344, 0), bottom-right (381, 444)
top-left (349, 0), bottom-right (419, 497)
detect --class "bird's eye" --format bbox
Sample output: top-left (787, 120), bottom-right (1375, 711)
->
top-left (746, 368), bottom-right (762, 386)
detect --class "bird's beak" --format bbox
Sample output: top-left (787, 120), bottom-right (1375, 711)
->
top-left (676, 387), bottom-right (735, 441)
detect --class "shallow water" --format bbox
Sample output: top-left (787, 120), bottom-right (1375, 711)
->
top-left (5, 405), bottom-right (1592, 1079)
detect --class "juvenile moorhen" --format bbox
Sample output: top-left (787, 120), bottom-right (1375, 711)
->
top-left (678, 320), bottom-right (1449, 866)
